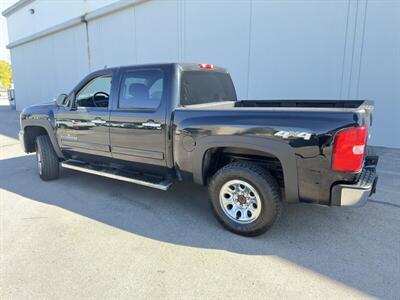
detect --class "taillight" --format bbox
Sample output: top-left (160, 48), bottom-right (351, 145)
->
top-left (198, 63), bottom-right (214, 69)
top-left (332, 126), bottom-right (368, 172)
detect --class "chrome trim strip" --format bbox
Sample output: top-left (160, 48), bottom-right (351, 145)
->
top-left (61, 162), bottom-right (171, 191)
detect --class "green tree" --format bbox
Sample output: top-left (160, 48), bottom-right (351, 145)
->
top-left (0, 60), bottom-right (12, 90)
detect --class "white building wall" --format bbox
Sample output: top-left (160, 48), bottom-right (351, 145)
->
top-left (4, 0), bottom-right (400, 147)
top-left (10, 24), bottom-right (89, 104)
top-left (6, 0), bottom-right (118, 42)
top-left (183, 0), bottom-right (251, 100)
top-left (135, 0), bottom-right (179, 63)
top-left (357, 1), bottom-right (400, 147)
top-left (88, 6), bottom-right (137, 70)
top-left (88, 0), bottom-right (180, 69)
top-left (248, 0), bottom-right (349, 100)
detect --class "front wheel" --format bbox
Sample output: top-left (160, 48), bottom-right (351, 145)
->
top-left (35, 135), bottom-right (60, 181)
top-left (208, 162), bottom-right (282, 236)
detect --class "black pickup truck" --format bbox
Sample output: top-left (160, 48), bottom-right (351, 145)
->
top-left (19, 63), bottom-right (378, 236)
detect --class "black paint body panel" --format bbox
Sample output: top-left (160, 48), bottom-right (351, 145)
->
top-left (19, 63), bottom-right (375, 206)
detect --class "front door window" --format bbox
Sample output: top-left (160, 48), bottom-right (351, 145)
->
top-left (75, 76), bottom-right (112, 108)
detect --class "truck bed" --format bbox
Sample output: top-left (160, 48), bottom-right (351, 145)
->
top-left (235, 100), bottom-right (365, 108)
top-left (181, 100), bottom-right (373, 113)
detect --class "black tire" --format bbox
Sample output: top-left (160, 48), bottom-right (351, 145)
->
top-left (35, 135), bottom-right (60, 181)
top-left (208, 162), bottom-right (282, 236)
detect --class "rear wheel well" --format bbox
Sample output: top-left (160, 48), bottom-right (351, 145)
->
top-left (24, 126), bottom-right (48, 152)
top-left (202, 147), bottom-right (284, 187)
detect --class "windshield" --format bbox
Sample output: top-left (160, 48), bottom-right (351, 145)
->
top-left (180, 71), bottom-right (237, 106)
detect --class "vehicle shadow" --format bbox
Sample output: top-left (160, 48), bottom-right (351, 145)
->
top-left (0, 152), bottom-right (399, 298)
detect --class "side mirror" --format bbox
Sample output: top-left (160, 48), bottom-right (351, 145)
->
top-left (55, 93), bottom-right (68, 107)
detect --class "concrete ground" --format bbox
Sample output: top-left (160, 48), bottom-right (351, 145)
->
top-left (0, 98), bottom-right (9, 106)
top-left (0, 106), bottom-right (399, 299)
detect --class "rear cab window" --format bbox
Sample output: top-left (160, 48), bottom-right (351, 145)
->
top-left (180, 71), bottom-right (237, 106)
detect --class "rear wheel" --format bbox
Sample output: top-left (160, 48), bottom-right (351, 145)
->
top-left (35, 135), bottom-right (60, 181)
top-left (208, 162), bottom-right (282, 236)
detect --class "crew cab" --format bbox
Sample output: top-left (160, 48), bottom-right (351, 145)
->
top-left (19, 63), bottom-right (378, 236)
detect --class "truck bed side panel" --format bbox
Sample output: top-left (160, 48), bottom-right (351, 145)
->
top-left (173, 109), bottom-right (363, 205)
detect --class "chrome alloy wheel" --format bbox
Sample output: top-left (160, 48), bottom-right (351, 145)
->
top-left (219, 180), bottom-right (262, 224)
top-left (36, 151), bottom-right (42, 175)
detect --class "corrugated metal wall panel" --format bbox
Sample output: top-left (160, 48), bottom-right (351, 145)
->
top-left (248, 0), bottom-right (349, 100)
top-left (6, 0), bottom-right (120, 42)
top-left (7, 0), bottom-right (400, 147)
top-left (135, 0), bottom-right (179, 63)
top-left (52, 24), bottom-right (89, 92)
top-left (11, 24), bottom-right (88, 109)
top-left (88, 0), bottom-right (180, 69)
top-left (358, 1), bottom-right (400, 147)
top-left (88, 6), bottom-right (136, 70)
top-left (183, 0), bottom-right (251, 100)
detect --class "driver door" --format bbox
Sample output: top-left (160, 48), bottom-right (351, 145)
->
top-left (56, 72), bottom-right (113, 158)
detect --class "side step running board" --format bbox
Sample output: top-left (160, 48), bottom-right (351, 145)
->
top-left (61, 160), bottom-right (172, 191)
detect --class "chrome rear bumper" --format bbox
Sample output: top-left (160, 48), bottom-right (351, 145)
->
top-left (331, 166), bottom-right (378, 207)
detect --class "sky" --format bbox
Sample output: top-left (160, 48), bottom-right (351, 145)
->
top-left (0, 0), bottom-right (18, 62)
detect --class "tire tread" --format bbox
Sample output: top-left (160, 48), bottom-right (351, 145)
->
top-left (36, 135), bottom-right (59, 181)
top-left (208, 161), bottom-right (282, 236)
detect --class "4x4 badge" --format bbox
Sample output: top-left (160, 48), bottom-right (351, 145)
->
top-left (274, 131), bottom-right (312, 140)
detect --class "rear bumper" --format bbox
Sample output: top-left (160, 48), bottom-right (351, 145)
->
top-left (331, 166), bottom-right (378, 207)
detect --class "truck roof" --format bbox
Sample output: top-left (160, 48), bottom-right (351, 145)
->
top-left (96, 63), bottom-right (229, 74)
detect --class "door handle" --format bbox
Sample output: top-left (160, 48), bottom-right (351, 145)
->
top-left (92, 119), bottom-right (106, 125)
top-left (142, 121), bottom-right (162, 129)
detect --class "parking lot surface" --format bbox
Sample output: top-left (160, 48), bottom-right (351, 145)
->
top-left (1, 106), bottom-right (399, 299)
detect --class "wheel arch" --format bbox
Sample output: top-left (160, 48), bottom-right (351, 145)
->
top-left (192, 136), bottom-right (299, 203)
top-left (23, 124), bottom-right (64, 158)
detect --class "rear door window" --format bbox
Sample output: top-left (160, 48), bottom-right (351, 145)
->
top-left (118, 69), bottom-right (164, 109)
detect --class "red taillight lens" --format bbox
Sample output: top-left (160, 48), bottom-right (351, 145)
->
top-left (332, 126), bottom-right (368, 172)
top-left (198, 63), bottom-right (214, 69)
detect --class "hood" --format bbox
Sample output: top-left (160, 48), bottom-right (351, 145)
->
top-left (20, 101), bottom-right (58, 124)
top-left (22, 101), bottom-right (57, 114)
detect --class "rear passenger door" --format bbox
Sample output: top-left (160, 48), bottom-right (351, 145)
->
top-left (109, 67), bottom-right (167, 167)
